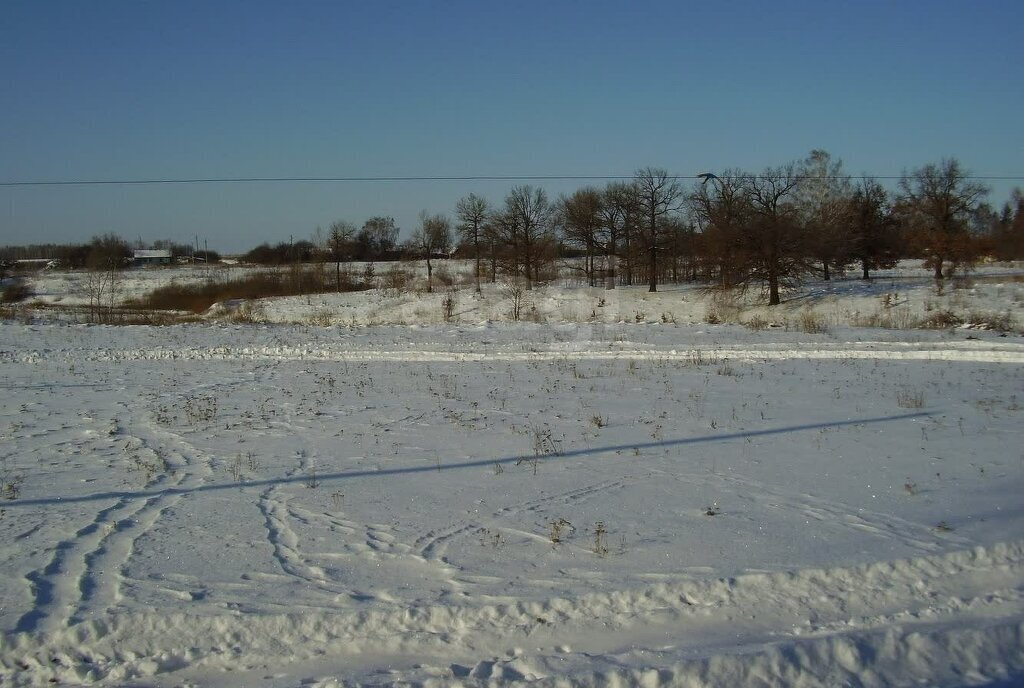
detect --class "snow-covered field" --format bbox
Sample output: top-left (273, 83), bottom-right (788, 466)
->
top-left (2, 263), bottom-right (1023, 686)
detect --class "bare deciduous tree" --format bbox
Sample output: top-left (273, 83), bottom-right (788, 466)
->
top-left (496, 185), bottom-right (554, 289)
top-left (689, 170), bottom-right (749, 287)
top-left (633, 168), bottom-right (685, 292)
top-left (796, 149), bottom-right (853, 280)
top-left (600, 182), bottom-right (641, 288)
top-left (558, 187), bottom-right (603, 286)
top-left (327, 221), bottom-right (356, 291)
top-left (898, 159), bottom-right (988, 279)
top-left (743, 164), bottom-right (811, 305)
top-left (83, 234), bottom-right (130, 322)
top-left (847, 178), bottom-right (900, 280)
top-left (411, 212), bottom-right (451, 293)
top-left (455, 193), bottom-right (490, 293)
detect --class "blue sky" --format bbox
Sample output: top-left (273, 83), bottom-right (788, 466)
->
top-left (2, 0), bottom-right (1022, 252)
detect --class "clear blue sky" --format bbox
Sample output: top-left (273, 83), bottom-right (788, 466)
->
top-left (2, 0), bottom-right (1022, 253)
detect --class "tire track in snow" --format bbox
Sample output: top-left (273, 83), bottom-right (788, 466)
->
top-left (15, 409), bottom-right (217, 634)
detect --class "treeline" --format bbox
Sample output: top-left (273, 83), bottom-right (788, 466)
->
top-left (0, 234), bottom-right (133, 271)
top-left (266, 152), bottom-right (1024, 303)
top-left (0, 236), bottom-right (220, 270)
top-left (243, 216), bottom-right (401, 265)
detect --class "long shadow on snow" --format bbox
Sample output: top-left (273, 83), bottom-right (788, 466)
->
top-left (7, 411), bottom-right (931, 509)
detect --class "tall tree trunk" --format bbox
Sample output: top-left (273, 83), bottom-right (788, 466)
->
top-left (473, 235), bottom-right (481, 293)
top-left (648, 242), bottom-right (657, 292)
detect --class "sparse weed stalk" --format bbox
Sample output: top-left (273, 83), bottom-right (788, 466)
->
top-left (896, 387), bottom-right (925, 409)
top-left (590, 414), bottom-right (607, 428)
top-left (688, 349), bottom-right (718, 366)
top-left (592, 521), bottom-right (609, 556)
top-left (230, 454), bottom-right (244, 482)
top-left (548, 518), bottom-right (574, 545)
top-left (441, 289), bottom-right (458, 322)
top-left (184, 395), bottom-right (218, 425)
top-left (479, 528), bottom-right (504, 548)
top-left (305, 467), bottom-right (320, 489)
top-left (1, 471), bottom-right (24, 500)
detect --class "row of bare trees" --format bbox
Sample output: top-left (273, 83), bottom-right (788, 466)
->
top-left (309, 153), bottom-right (1021, 304)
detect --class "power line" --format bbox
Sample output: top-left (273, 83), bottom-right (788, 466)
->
top-left (1, 174), bottom-right (1022, 187)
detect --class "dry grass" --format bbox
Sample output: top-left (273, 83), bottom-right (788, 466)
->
top-left (917, 310), bottom-right (964, 329)
top-left (896, 387), bottom-right (925, 409)
top-left (792, 310), bottom-right (829, 334)
top-left (130, 268), bottom-right (369, 313)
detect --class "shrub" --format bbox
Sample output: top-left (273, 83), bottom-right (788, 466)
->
top-left (381, 264), bottom-right (412, 293)
top-left (743, 314), bottom-right (769, 330)
top-left (131, 268), bottom-right (369, 313)
top-left (793, 310), bottom-right (828, 334)
top-left (917, 310), bottom-right (963, 329)
top-left (0, 280), bottom-right (32, 304)
top-left (964, 311), bottom-right (1016, 333)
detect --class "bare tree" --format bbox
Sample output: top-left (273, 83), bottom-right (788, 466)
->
top-left (898, 159), bottom-right (988, 279)
top-left (327, 221), bottom-right (356, 291)
top-left (496, 185), bottom-right (554, 289)
top-left (633, 168), bottom-right (685, 292)
top-left (796, 149), bottom-right (853, 280)
top-left (558, 187), bottom-right (603, 286)
top-left (357, 216), bottom-right (400, 261)
top-left (455, 193), bottom-right (490, 293)
top-left (743, 164), bottom-right (812, 305)
top-left (411, 212), bottom-right (451, 293)
top-left (847, 178), bottom-right (900, 280)
top-left (600, 182), bottom-right (641, 287)
top-left (689, 170), bottom-right (749, 287)
top-left (83, 234), bottom-right (130, 322)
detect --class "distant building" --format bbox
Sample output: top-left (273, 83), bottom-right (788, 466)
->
top-left (133, 249), bottom-right (172, 266)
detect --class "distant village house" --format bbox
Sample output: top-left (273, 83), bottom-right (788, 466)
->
top-left (133, 249), bottom-right (173, 266)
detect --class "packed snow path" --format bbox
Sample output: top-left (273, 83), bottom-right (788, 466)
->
top-left (1, 322), bottom-right (1022, 686)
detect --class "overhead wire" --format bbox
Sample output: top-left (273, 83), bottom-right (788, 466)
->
top-left (1, 174), bottom-right (1022, 187)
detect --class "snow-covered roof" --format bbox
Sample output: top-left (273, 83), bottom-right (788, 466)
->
top-left (133, 249), bottom-right (172, 259)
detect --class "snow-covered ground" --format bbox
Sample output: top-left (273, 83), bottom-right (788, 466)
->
top-left (1, 263), bottom-right (1023, 686)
